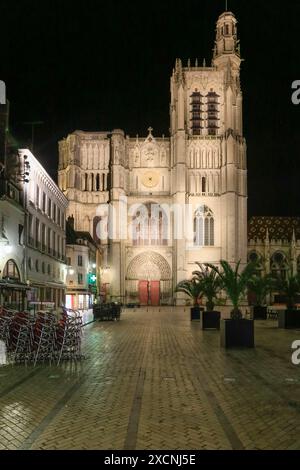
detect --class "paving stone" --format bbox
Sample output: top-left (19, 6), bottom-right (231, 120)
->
top-left (0, 308), bottom-right (300, 449)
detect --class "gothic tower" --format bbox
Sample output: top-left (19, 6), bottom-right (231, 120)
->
top-left (58, 10), bottom-right (248, 306)
top-left (171, 10), bottom-right (247, 299)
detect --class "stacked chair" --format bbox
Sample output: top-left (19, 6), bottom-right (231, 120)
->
top-left (0, 307), bottom-right (85, 366)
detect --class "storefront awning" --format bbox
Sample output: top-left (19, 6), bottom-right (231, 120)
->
top-left (29, 282), bottom-right (66, 289)
top-left (0, 280), bottom-right (30, 290)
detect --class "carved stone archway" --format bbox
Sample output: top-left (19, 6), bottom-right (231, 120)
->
top-left (126, 251), bottom-right (172, 305)
top-left (126, 251), bottom-right (171, 281)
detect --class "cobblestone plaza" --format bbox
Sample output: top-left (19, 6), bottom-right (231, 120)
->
top-left (0, 307), bottom-right (300, 450)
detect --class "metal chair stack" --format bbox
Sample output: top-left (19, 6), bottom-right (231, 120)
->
top-left (32, 311), bottom-right (57, 366)
top-left (0, 307), bottom-right (85, 365)
top-left (56, 309), bottom-right (84, 365)
top-left (0, 308), bottom-right (15, 350)
top-left (9, 312), bottom-right (33, 362)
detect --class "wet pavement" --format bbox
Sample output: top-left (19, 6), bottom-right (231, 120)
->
top-left (0, 307), bottom-right (300, 450)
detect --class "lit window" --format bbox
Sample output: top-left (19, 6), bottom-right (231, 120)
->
top-left (3, 260), bottom-right (20, 280)
top-left (194, 206), bottom-right (214, 246)
top-left (132, 203), bottom-right (168, 246)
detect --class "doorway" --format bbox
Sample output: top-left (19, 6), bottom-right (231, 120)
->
top-left (138, 280), bottom-right (160, 306)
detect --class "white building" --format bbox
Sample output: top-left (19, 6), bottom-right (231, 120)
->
top-left (20, 149), bottom-right (68, 308)
top-left (0, 95), bottom-right (27, 309)
top-left (0, 177), bottom-right (27, 309)
top-left (65, 222), bottom-right (98, 322)
top-left (58, 10), bottom-right (247, 306)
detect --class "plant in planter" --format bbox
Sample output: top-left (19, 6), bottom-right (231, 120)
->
top-left (192, 263), bottom-right (222, 329)
top-left (206, 260), bottom-right (258, 348)
top-left (247, 274), bottom-right (276, 320)
top-left (175, 278), bottom-right (203, 321)
top-left (276, 274), bottom-right (300, 329)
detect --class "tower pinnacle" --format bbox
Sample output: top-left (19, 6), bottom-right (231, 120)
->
top-left (213, 11), bottom-right (241, 68)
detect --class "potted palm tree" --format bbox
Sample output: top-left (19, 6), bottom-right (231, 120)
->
top-left (207, 260), bottom-right (257, 348)
top-left (193, 263), bottom-right (222, 330)
top-left (247, 274), bottom-right (275, 320)
top-left (175, 278), bottom-right (203, 321)
top-left (276, 275), bottom-right (300, 329)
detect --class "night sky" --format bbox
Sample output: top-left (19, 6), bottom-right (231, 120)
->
top-left (1, 0), bottom-right (299, 217)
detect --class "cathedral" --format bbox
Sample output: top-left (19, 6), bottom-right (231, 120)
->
top-left (58, 11), bottom-right (248, 305)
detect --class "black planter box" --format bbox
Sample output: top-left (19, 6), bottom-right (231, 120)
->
top-left (201, 311), bottom-right (221, 330)
top-left (278, 309), bottom-right (300, 329)
top-left (253, 306), bottom-right (267, 320)
top-left (221, 319), bottom-right (255, 348)
top-left (191, 306), bottom-right (202, 321)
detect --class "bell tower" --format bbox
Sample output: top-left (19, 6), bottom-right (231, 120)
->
top-left (170, 8), bottom-right (247, 302)
top-left (213, 10), bottom-right (247, 266)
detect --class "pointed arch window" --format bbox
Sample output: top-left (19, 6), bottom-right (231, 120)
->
top-left (132, 203), bottom-right (168, 246)
top-left (248, 251), bottom-right (263, 276)
top-left (271, 252), bottom-right (288, 280)
top-left (194, 206), bottom-right (214, 246)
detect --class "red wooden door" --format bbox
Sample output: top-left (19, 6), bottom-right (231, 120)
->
top-left (139, 280), bottom-right (149, 305)
top-left (150, 281), bottom-right (160, 306)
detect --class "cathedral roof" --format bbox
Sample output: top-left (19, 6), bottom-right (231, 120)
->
top-left (248, 216), bottom-right (300, 241)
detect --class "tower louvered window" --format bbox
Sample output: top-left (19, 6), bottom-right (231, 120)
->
top-left (190, 91), bottom-right (204, 136)
top-left (206, 90), bottom-right (220, 136)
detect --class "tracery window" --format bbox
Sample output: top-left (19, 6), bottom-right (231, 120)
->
top-left (247, 251), bottom-right (263, 276)
top-left (132, 203), bottom-right (168, 246)
top-left (194, 206), bottom-right (214, 247)
top-left (271, 252), bottom-right (288, 280)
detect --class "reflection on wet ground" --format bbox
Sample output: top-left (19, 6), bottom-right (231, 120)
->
top-left (0, 308), bottom-right (300, 450)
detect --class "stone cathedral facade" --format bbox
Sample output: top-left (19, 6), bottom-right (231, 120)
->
top-left (58, 11), bottom-right (248, 305)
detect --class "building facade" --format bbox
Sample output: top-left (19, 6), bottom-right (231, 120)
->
top-left (20, 149), bottom-right (68, 309)
top-left (248, 217), bottom-right (300, 279)
top-left (0, 177), bottom-right (27, 309)
top-left (65, 222), bottom-right (98, 321)
top-left (0, 89), bottom-right (28, 309)
top-left (58, 10), bottom-right (247, 306)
